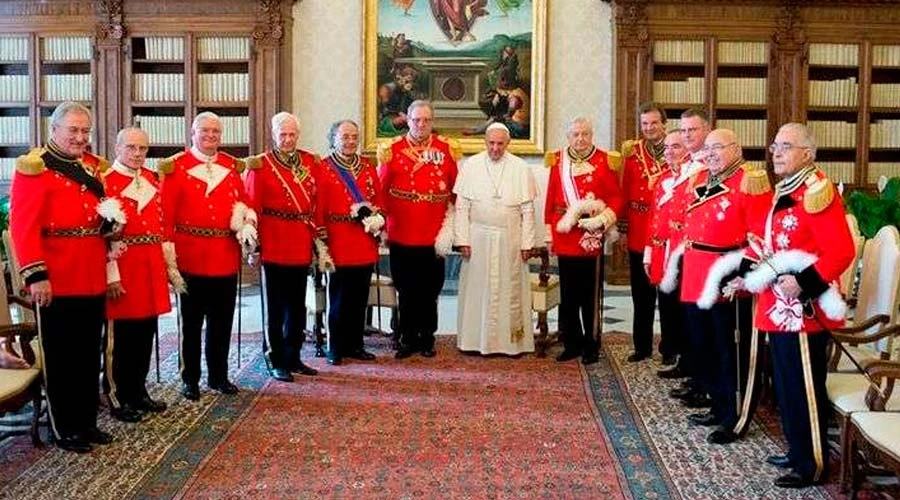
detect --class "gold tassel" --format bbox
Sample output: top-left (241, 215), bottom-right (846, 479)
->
top-left (740, 166), bottom-right (772, 195)
top-left (95, 157), bottom-right (111, 174)
top-left (245, 153), bottom-right (264, 171)
top-left (233, 157), bottom-right (247, 174)
top-left (804, 177), bottom-right (834, 214)
top-left (15, 148), bottom-right (46, 176)
top-left (156, 151), bottom-right (183, 178)
top-left (544, 150), bottom-right (557, 168)
top-left (375, 139), bottom-right (393, 166)
top-left (620, 139), bottom-right (637, 159)
top-left (606, 149), bottom-right (623, 171)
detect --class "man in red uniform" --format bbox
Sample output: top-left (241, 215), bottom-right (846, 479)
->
top-left (159, 112), bottom-right (257, 401)
top-left (644, 130), bottom-right (691, 369)
top-left (662, 108), bottom-right (711, 390)
top-left (316, 120), bottom-right (384, 366)
top-left (245, 112), bottom-right (327, 382)
top-left (620, 102), bottom-right (668, 362)
top-left (11, 101), bottom-right (122, 452)
top-left (378, 100), bottom-right (459, 359)
top-left (544, 117), bottom-right (624, 365)
top-left (677, 128), bottom-right (771, 444)
top-left (102, 127), bottom-right (172, 422)
top-left (728, 123), bottom-right (854, 488)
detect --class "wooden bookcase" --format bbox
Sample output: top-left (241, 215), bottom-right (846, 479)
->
top-left (0, 0), bottom-right (294, 175)
top-left (609, 0), bottom-right (900, 284)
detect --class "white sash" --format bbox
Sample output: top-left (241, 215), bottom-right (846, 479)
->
top-left (561, 151), bottom-right (580, 207)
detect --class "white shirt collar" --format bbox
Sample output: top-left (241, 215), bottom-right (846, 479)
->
top-left (112, 159), bottom-right (141, 176)
top-left (190, 146), bottom-right (218, 163)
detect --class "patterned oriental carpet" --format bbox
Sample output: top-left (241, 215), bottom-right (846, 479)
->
top-left (0, 331), bottom-right (895, 499)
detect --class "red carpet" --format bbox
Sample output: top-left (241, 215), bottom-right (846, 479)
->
top-left (176, 337), bottom-right (629, 499)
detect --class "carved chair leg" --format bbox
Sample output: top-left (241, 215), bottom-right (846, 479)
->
top-left (840, 414), bottom-right (852, 492)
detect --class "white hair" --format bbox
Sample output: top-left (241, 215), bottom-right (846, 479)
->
top-left (778, 122), bottom-right (817, 160)
top-left (271, 111), bottom-right (300, 138)
top-left (50, 101), bottom-right (92, 128)
top-left (486, 122), bottom-right (510, 137)
top-left (191, 111), bottom-right (221, 132)
top-left (565, 117), bottom-right (593, 136)
top-left (116, 126), bottom-right (148, 146)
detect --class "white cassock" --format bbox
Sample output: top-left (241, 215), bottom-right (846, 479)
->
top-left (454, 151), bottom-right (537, 355)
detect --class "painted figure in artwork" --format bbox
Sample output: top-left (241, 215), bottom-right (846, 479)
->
top-left (430, 0), bottom-right (489, 44)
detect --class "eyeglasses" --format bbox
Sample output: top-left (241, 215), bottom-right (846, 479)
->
top-left (702, 142), bottom-right (735, 152)
top-left (768, 143), bottom-right (810, 154)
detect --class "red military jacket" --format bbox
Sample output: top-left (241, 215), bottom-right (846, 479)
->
top-left (159, 148), bottom-right (248, 277)
top-left (316, 153), bottom-right (383, 267)
top-left (621, 138), bottom-right (667, 253)
top-left (244, 149), bottom-right (319, 266)
top-left (377, 134), bottom-right (459, 246)
top-left (645, 159), bottom-right (692, 285)
top-left (10, 146), bottom-right (109, 297)
top-left (747, 167), bottom-right (854, 333)
top-left (680, 162), bottom-right (772, 304)
top-left (544, 147), bottom-right (625, 257)
top-left (103, 161), bottom-right (171, 319)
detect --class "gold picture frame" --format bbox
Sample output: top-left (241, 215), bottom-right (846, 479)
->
top-left (363, 0), bottom-right (546, 155)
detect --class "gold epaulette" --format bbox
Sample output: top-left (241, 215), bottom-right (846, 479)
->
top-left (740, 164), bottom-right (771, 195)
top-left (620, 139), bottom-right (638, 158)
top-left (156, 151), bottom-right (183, 178)
top-left (606, 149), bottom-right (623, 171)
top-left (96, 157), bottom-right (110, 174)
top-left (245, 153), bottom-right (264, 170)
top-left (444, 136), bottom-right (462, 162)
top-left (15, 148), bottom-right (46, 176)
top-left (233, 157), bottom-right (247, 174)
top-left (544, 150), bottom-right (557, 168)
top-left (376, 139), bottom-right (395, 166)
top-left (804, 174), bottom-right (835, 214)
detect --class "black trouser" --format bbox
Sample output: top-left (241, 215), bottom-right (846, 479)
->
top-left (628, 251), bottom-right (656, 355)
top-left (38, 295), bottom-right (105, 440)
top-left (263, 263), bottom-right (308, 371)
top-left (389, 243), bottom-right (445, 351)
top-left (179, 273), bottom-right (238, 387)
top-left (657, 289), bottom-right (683, 359)
top-left (102, 317), bottom-right (158, 409)
top-left (558, 255), bottom-right (602, 355)
top-left (327, 265), bottom-right (373, 357)
top-left (686, 298), bottom-right (754, 428)
top-left (770, 331), bottom-right (829, 481)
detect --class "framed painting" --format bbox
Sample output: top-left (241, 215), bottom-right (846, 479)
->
top-left (363, 0), bottom-right (546, 155)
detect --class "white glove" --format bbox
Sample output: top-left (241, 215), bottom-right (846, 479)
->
top-left (362, 213), bottom-right (385, 236)
top-left (577, 214), bottom-right (606, 232)
top-left (237, 224), bottom-right (258, 253)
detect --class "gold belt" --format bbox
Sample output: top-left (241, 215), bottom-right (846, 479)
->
top-left (327, 214), bottom-right (355, 223)
top-left (629, 201), bottom-right (649, 213)
top-left (175, 225), bottom-right (232, 238)
top-left (262, 207), bottom-right (312, 222)
top-left (42, 227), bottom-right (102, 238)
top-left (121, 234), bottom-right (163, 245)
top-left (388, 188), bottom-right (451, 203)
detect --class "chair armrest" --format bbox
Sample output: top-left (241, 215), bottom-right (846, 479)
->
top-left (832, 323), bottom-right (900, 345)
top-left (0, 323), bottom-right (38, 365)
top-left (862, 359), bottom-right (900, 411)
top-left (833, 314), bottom-right (890, 335)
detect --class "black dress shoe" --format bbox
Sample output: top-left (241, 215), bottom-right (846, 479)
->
top-left (110, 406), bottom-right (143, 423)
top-left (181, 383), bottom-right (200, 401)
top-left (55, 435), bottom-right (92, 454)
top-left (556, 350), bottom-right (581, 362)
top-left (581, 352), bottom-right (600, 365)
top-left (661, 354), bottom-right (678, 366)
top-left (395, 346), bottom-right (416, 359)
top-left (688, 412), bottom-right (720, 427)
top-left (346, 349), bottom-right (376, 361)
top-left (706, 426), bottom-right (738, 445)
top-left (774, 471), bottom-right (821, 489)
top-left (658, 366), bottom-right (687, 379)
top-left (268, 368), bottom-right (294, 382)
top-left (420, 347), bottom-right (436, 358)
top-left (766, 454), bottom-right (791, 469)
top-left (626, 351), bottom-right (651, 362)
top-left (135, 393), bottom-right (167, 413)
top-left (210, 380), bottom-right (239, 395)
top-left (681, 393), bottom-right (713, 408)
top-left (291, 361), bottom-right (319, 376)
top-left (83, 427), bottom-right (114, 445)
top-left (669, 386), bottom-right (695, 399)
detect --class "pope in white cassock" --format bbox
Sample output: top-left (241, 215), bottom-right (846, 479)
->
top-left (454, 122), bottom-right (537, 355)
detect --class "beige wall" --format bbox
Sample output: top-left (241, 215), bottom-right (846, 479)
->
top-left (292, 0), bottom-right (615, 155)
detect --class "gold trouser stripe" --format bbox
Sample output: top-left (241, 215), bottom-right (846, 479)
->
top-left (104, 320), bottom-right (121, 408)
top-left (178, 298), bottom-right (186, 379)
top-left (733, 326), bottom-right (760, 435)
top-left (799, 334), bottom-right (825, 481)
top-left (35, 308), bottom-right (61, 440)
